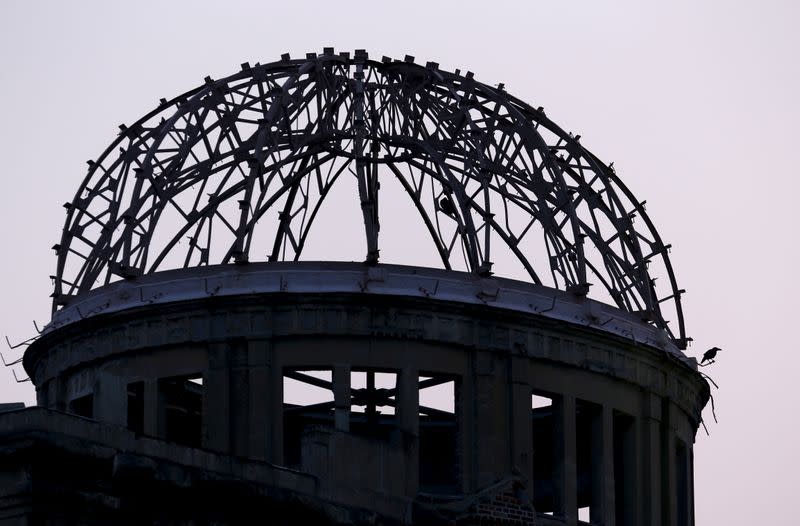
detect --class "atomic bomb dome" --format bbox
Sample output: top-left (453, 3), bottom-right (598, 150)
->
top-left (51, 48), bottom-right (687, 348)
top-left (4, 50), bottom-right (708, 526)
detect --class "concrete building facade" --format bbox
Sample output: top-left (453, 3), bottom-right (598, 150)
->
top-left (0, 50), bottom-right (709, 525)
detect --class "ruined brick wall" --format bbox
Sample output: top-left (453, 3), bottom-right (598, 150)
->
top-left (461, 488), bottom-right (536, 525)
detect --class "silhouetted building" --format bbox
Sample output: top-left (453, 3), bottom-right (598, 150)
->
top-left (0, 49), bottom-right (709, 525)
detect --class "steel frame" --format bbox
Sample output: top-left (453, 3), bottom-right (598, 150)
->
top-left (52, 49), bottom-right (687, 347)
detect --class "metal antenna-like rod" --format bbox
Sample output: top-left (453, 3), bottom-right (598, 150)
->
top-left (12, 369), bottom-right (30, 383)
top-left (5, 335), bottom-right (36, 350)
top-left (1, 350), bottom-right (23, 367)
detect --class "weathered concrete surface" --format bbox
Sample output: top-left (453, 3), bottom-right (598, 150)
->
top-left (12, 264), bottom-right (709, 525)
top-left (0, 408), bottom-right (402, 525)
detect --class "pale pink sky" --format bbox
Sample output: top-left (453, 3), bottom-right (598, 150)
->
top-left (1, 1), bottom-right (797, 524)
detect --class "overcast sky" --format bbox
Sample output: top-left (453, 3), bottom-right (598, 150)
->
top-left (1, 1), bottom-right (797, 524)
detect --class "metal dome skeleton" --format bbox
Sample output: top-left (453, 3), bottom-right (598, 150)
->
top-left (52, 49), bottom-right (687, 348)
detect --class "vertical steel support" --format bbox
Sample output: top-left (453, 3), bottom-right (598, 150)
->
top-left (352, 61), bottom-right (379, 264)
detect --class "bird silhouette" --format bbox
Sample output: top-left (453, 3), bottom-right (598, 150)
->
top-left (701, 346), bottom-right (721, 364)
top-left (438, 195), bottom-right (457, 218)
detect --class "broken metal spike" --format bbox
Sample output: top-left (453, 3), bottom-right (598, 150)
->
top-left (12, 370), bottom-right (30, 383)
top-left (0, 351), bottom-right (23, 367)
top-left (5, 335), bottom-right (34, 350)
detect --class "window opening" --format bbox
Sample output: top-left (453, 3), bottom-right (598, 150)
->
top-left (69, 393), bottom-right (94, 419)
top-left (419, 374), bottom-right (459, 492)
top-left (282, 369), bottom-right (335, 467)
top-left (576, 399), bottom-right (601, 524)
top-left (160, 373), bottom-right (203, 448)
top-left (614, 411), bottom-right (636, 526)
top-left (127, 381), bottom-right (144, 434)
top-left (532, 392), bottom-right (557, 514)
top-left (350, 370), bottom-right (397, 438)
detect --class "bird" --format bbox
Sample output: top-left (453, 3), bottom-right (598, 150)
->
top-left (701, 346), bottom-right (721, 364)
top-left (438, 195), bottom-right (457, 218)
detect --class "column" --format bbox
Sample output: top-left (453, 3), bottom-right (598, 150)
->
top-left (615, 413), bottom-right (638, 526)
top-left (642, 393), bottom-right (662, 524)
top-left (229, 342), bottom-right (250, 457)
top-left (143, 379), bottom-right (164, 438)
top-left (590, 406), bottom-right (616, 525)
top-left (474, 352), bottom-right (509, 488)
top-left (203, 342), bottom-right (231, 452)
top-left (397, 365), bottom-right (419, 497)
top-left (267, 351), bottom-right (284, 464)
top-left (688, 448), bottom-right (696, 526)
top-left (333, 364), bottom-right (351, 432)
top-left (94, 372), bottom-right (127, 426)
top-left (248, 339), bottom-right (270, 460)
top-left (510, 355), bottom-right (533, 491)
top-left (554, 394), bottom-right (577, 525)
top-left (663, 401), bottom-right (678, 526)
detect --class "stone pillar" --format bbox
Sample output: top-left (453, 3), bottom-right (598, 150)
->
top-left (474, 352), bottom-right (509, 488)
top-left (248, 339), bottom-right (271, 460)
top-left (143, 379), bottom-right (164, 438)
top-left (93, 372), bottom-right (127, 426)
top-left (554, 394), bottom-right (577, 525)
top-left (45, 376), bottom-right (67, 411)
top-left (204, 342), bottom-right (231, 453)
top-left (229, 341), bottom-right (250, 457)
top-left (664, 430), bottom-right (677, 526)
top-left (333, 365), bottom-right (351, 432)
top-left (642, 393), bottom-right (662, 524)
top-left (397, 364), bottom-right (419, 496)
top-left (590, 405), bottom-right (615, 525)
top-left (664, 401), bottom-right (679, 526)
top-left (688, 448), bottom-right (696, 526)
top-left (267, 351), bottom-right (283, 464)
top-left (676, 438), bottom-right (691, 526)
top-left (36, 380), bottom-right (49, 408)
top-left (616, 413), bottom-right (639, 526)
top-left (460, 357), bottom-right (477, 493)
top-left (510, 355), bottom-right (533, 490)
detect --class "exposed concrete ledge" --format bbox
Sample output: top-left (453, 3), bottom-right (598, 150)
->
top-left (25, 261), bottom-right (709, 440)
top-left (47, 262), bottom-right (689, 360)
